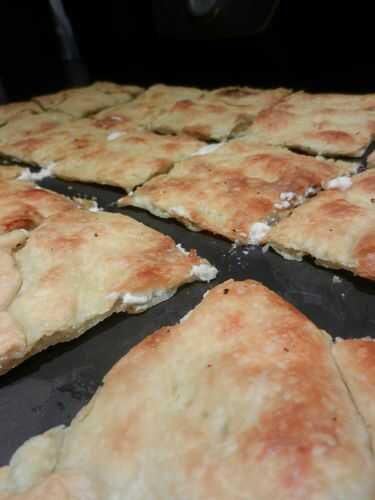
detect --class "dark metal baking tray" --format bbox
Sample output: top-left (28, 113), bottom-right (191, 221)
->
top-left (1, 168), bottom-right (375, 466)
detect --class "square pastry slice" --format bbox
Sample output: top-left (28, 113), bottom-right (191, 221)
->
top-left (92, 100), bottom-right (161, 131)
top-left (0, 101), bottom-right (41, 126)
top-left (151, 99), bottom-right (254, 141)
top-left (32, 82), bottom-right (144, 118)
top-left (0, 208), bottom-right (217, 375)
top-left (121, 141), bottom-right (353, 244)
top-left (0, 180), bottom-right (78, 235)
top-left (135, 83), bottom-right (206, 108)
top-left (0, 280), bottom-right (373, 499)
top-left (202, 86), bottom-right (291, 119)
top-left (0, 119), bottom-right (108, 166)
top-left (0, 112), bottom-right (73, 163)
top-left (250, 91), bottom-right (375, 157)
top-left (267, 169), bottom-right (375, 280)
top-left (51, 130), bottom-right (204, 192)
top-left (333, 338), bottom-right (375, 450)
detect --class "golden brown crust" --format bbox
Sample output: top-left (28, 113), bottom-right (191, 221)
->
top-left (0, 180), bottom-right (77, 235)
top-left (0, 101), bottom-right (41, 126)
top-left (0, 112), bottom-right (72, 163)
top-left (0, 280), bottom-right (374, 499)
top-left (151, 99), bottom-right (254, 140)
top-left (121, 141), bottom-right (353, 243)
top-left (0, 208), bottom-right (215, 375)
top-left (0, 166), bottom-right (23, 181)
top-left (52, 130), bottom-right (204, 191)
top-left (203, 86), bottom-right (291, 118)
top-left (251, 91), bottom-right (375, 157)
top-left (268, 169), bottom-right (375, 279)
top-left (33, 82), bottom-right (143, 118)
top-left (333, 339), bottom-right (375, 452)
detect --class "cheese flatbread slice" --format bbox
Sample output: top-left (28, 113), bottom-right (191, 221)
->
top-left (0, 279), bottom-right (373, 499)
top-left (135, 83), bottom-right (205, 108)
top-left (333, 339), bottom-right (375, 450)
top-left (92, 100), bottom-right (160, 131)
top-left (0, 112), bottom-right (72, 163)
top-left (0, 180), bottom-right (77, 235)
top-left (151, 99), bottom-right (254, 141)
top-left (33, 82), bottom-right (143, 118)
top-left (268, 169), bottom-right (375, 280)
top-left (203, 86), bottom-right (291, 118)
top-left (92, 84), bottom-right (205, 132)
top-left (0, 101), bottom-right (41, 126)
top-left (251, 91), bottom-right (375, 157)
top-left (51, 130), bottom-right (204, 192)
top-left (121, 141), bottom-right (353, 244)
top-left (0, 208), bottom-right (217, 375)
top-left (0, 119), bottom-right (107, 166)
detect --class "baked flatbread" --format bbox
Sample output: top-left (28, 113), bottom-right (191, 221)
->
top-left (0, 119), bottom-right (107, 166)
top-left (0, 166), bottom-right (23, 181)
top-left (92, 100), bottom-right (160, 131)
top-left (151, 99), bottom-right (254, 141)
top-left (0, 279), bottom-right (373, 499)
top-left (0, 180), bottom-right (77, 235)
top-left (135, 83), bottom-right (205, 108)
top-left (268, 169), bottom-right (375, 280)
top-left (0, 112), bottom-right (72, 163)
top-left (0, 207), bottom-right (217, 375)
top-left (33, 82), bottom-right (143, 118)
top-left (51, 130), bottom-right (204, 192)
top-left (0, 101), bottom-right (41, 126)
top-left (333, 339), bottom-right (375, 450)
top-left (121, 141), bottom-right (353, 244)
top-left (203, 86), bottom-right (291, 118)
top-left (250, 91), bottom-right (375, 157)
top-left (92, 84), bottom-right (205, 132)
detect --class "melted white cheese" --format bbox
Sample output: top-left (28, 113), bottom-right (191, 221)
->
top-left (190, 263), bottom-right (218, 282)
top-left (107, 289), bottom-right (177, 313)
top-left (107, 131), bottom-right (125, 141)
top-left (88, 201), bottom-right (102, 213)
top-left (191, 143), bottom-right (224, 157)
top-left (325, 176), bottom-right (352, 191)
top-left (171, 206), bottom-right (190, 218)
top-left (18, 162), bottom-right (55, 181)
top-left (248, 222), bottom-right (270, 245)
top-left (176, 243), bottom-right (189, 255)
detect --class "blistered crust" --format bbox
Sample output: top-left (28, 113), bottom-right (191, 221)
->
top-left (0, 180), bottom-right (77, 235)
top-left (268, 169), bottom-right (375, 279)
top-left (0, 101), bottom-right (41, 126)
top-left (333, 339), bottom-right (375, 450)
top-left (120, 141), bottom-right (352, 243)
top-left (52, 131), bottom-right (204, 191)
top-left (0, 112), bottom-right (72, 163)
top-left (33, 82), bottom-right (143, 118)
top-left (0, 208), bottom-right (215, 375)
top-left (203, 86), bottom-right (291, 118)
top-left (151, 99), bottom-right (254, 140)
top-left (250, 90), bottom-right (375, 157)
top-left (0, 280), bottom-right (374, 499)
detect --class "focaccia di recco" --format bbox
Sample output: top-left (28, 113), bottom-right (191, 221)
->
top-left (0, 180), bottom-right (217, 374)
top-left (0, 280), bottom-right (374, 499)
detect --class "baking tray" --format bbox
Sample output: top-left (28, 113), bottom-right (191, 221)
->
top-left (1, 162), bottom-right (375, 466)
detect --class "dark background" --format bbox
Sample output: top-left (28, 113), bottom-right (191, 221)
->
top-left (1, 1), bottom-right (374, 100)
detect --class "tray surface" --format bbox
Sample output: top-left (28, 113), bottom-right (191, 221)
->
top-left (1, 174), bottom-right (375, 466)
